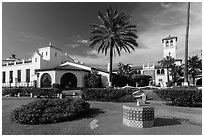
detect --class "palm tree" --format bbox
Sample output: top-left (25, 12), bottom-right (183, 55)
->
top-left (89, 7), bottom-right (138, 87)
top-left (170, 64), bottom-right (184, 84)
top-left (158, 56), bottom-right (175, 84)
top-left (188, 55), bottom-right (202, 84)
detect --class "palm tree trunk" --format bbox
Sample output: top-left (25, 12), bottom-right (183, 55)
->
top-left (109, 41), bottom-right (113, 87)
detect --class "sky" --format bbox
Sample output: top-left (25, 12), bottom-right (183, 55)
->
top-left (2, 2), bottom-right (202, 68)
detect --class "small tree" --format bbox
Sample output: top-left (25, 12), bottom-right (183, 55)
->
top-left (188, 55), bottom-right (202, 84)
top-left (132, 74), bottom-right (151, 87)
top-left (85, 69), bottom-right (102, 88)
top-left (170, 64), bottom-right (184, 84)
top-left (158, 56), bottom-right (175, 86)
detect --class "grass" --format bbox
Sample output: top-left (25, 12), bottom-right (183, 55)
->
top-left (2, 94), bottom-right (202, 135)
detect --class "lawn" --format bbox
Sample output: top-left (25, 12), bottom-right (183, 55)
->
top-left (2, 96), bottom-right (202, 135)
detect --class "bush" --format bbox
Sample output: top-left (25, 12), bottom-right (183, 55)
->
top-left (10, 98), bottom-right (90, 124)
top-left (116, 95), bottom-right (136, 102)
top-left (2, 88), bottom-right (62, 98)
top-left (84, 70), bottom-right (102, 88)
top-left (82, 88), bottom-right (138, 102)
top-left (153, 87), bottom-right (202, 107)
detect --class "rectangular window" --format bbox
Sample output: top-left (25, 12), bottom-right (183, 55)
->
top-left (35, 58), bottom-right (37, 62)
top-left (46, 52), bottom-right (47, 56)
top-left (55, 52), bottom-right (57, 57)
top-left (2, 71), bottom-right (5, 83)
top-left (17, 70), bottom-right (21, 82)
top-left (26, 69), bottom-right (30, 82)
top-left (42, 52), bottom-right (43, 56)
top-left (9, 71), bottom-right (13, 83)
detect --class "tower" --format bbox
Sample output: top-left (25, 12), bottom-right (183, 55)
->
top-left (162, 35), bottom-right (177, 59)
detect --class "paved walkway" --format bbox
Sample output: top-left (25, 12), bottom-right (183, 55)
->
top-left (88, 101), bottom-right (202, 135)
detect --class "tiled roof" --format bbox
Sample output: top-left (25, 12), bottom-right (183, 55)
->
top-left (36, 64), bottom-right (90, 72)
top-left (162, 35), bottom-right (177, 43)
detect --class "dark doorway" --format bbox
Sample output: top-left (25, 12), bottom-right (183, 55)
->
top-left (196, 78), bottom-right (202, 86)
top-left (41, 73), bottom-right (52, 88)
top-left (60, 73), bottom-right (77, 89)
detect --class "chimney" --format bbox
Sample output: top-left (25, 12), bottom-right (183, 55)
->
top-left (12, 54), bottom-right (16, 58)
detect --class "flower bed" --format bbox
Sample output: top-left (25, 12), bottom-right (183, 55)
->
top-left (10, 98), bottom-right (90, 124)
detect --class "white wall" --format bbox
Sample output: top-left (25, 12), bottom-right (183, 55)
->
top-left (2, 59), bottom-right (40, 87)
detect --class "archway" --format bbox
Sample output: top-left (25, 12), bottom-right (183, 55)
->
top-left (60, 73), bottom-right (77, 89)
top-left (41, 73), bottom-right (52, 88)
top-left (196, 78), bottom-right (202, 86)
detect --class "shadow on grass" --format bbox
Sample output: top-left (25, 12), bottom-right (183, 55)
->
top-left (154, 118), bottom-right (181, 127)
top-left (76, 108), bottom-right (106, 120)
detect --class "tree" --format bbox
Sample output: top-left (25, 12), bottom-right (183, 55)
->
top-left (117, 62), bottom-right (133, 78)
top-left (115, 63), bottom-right (134, 86)
top-left (131, 74), bottom-right (151, 87)
top-left (188, 55), bottom-right (202, 84)
top-left (85, 69), bottom-right (102, 88)
top-left (158, 56), bottom-right (175, 85)
top-left (89, 7), bottom-right (138, 87)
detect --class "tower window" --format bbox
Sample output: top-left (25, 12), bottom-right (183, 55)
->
top-left (166, 41), bottom-right (169, 47)
top-left (170, 40), bottom-right (173, 46)
top-left (157, 69), bottom-right (160, 74)
top-left (35, 58), bottom-right (37, 62)
top-left (161, 69), bottom-right (165, 74)
top-left (46, 52), bottom-right (47, 56)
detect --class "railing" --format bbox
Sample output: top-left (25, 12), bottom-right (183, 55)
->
top-left (2, 81), bottom-right (36, 88)
top-left (2, 60), bottom-right (32, 66)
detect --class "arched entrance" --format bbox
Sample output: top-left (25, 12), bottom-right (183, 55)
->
top-left (196, 78), bottom-right (202, 86)
top-left (41, 73), bottom-right (52, 88)
top-left (60, 73), bottom-right (77, 89)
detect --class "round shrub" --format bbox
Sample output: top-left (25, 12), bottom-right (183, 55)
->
top-left (10, 98), bottom-right (90, 124)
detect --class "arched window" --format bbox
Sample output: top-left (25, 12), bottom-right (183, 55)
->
top-left (166, 41), bottom-right (169, 47)
top-left (138, 70), bottom-right (141, 74)
top-left (157, 69), bottom-right (160, 74)
top-left (170, 40), bottom-right (173, 46)
top-left (161, 69), bottom-right (165, 74)
top-left (41, 73), bottom-right (52, 88)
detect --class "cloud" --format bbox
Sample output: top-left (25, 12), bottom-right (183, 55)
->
top-left (65, 35), bottom-right (90, 48)
top-left (160, 2), bottom-right (172, 8)
top-left (18, 32), bottom-right (44, 40)
top-left (77, 39), bottom-right (89, 44)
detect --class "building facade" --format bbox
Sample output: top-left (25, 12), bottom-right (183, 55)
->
top-left (2, 43), bottom-right (110, 88)
top-left (134, 35), bottom-right (182, 86)
top-left (2, 35), bottom-right (186, 88)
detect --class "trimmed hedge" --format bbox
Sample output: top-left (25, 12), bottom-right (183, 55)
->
top-left (82, 88), bottom-right (137, 102)
top-left (153, 87), bottom-right (202, 107)
top-left (2, 88), bottom-right (61, 98)
top-left (10, 98), bottom-right (90, 124)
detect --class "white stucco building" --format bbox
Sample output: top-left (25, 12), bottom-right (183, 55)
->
top-left (2, 43), bottom-right (110, 88)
